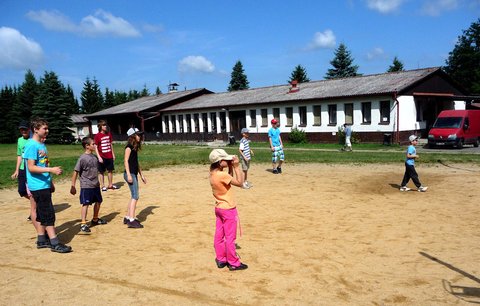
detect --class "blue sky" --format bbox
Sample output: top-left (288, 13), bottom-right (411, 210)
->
top-left (1, 0), bottom-right (479, 99)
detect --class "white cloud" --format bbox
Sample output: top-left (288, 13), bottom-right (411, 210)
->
top-left (178, 56), bottom-right (215, 73)
top-left (366, 0), bottom-right (405, 14)
top-left (366, 47), bottom-right (386, 60)
top-left (306, 30), bottom-right (336, 50)
top-left (26, 10), bottom-right (77, 32)
top-left (80, 10), bottom-right (141, 37)
top-left (421, 0), bottom-right (459, 16)
top-left (143, 23), bottom-right (164, 33)
top-left (26, 9), bottom-right (140, 38)
top-left (0, 27), bottom-right (44, 69)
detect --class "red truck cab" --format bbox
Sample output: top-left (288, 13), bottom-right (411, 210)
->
top-left (427, 110), bottom-right (480, 148)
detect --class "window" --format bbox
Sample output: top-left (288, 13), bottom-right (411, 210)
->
top-left (328, 105), bottom-right (337, 125)
top-left (273, 108), bottom-right (280, 124)
top-left (164, 116), bottom-right (169, 133)
top-left (220, 112), bottom-right (226, 132)
top-left (202, 113), bottom-right (208, 132)
top-left (380, 100), bottom-right (390, 123)
top-left (194, 114), bottom-right (199, 132)
top-left (210, 112), bottom-right (217, 132)
top-left (250, 110), bottom-right (257, 127)
top-left (299, 106), bottom-right (307, 126)
top-left (344, 103), bottom-right (353, 124)
top-left (313, 105), bottom-right (321, 126)
top-left (178, 115), bottom-right (184, 133)
top-left (261, 109), bottom-right (268, 126)
top-left (171, 115), bottom-right (176, 133)
top-left (362, 102), bottom-right (371, 124)
top-left (286, 107), bottom-right (293, 126)
top-left (186, 114), bottom-right (191, 133)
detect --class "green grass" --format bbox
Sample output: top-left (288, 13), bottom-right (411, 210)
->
top-left (1, 142), bottom-right (478, 189)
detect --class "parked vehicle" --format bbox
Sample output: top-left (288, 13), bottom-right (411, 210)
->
top-left (428, 110), bottom-right (480, 148)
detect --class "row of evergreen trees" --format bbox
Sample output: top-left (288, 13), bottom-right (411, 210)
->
top-left (0, 70), bottom-right (151, 143)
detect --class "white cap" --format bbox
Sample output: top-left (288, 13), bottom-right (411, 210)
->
top-left (127, 128), bottom-right (144, 137)
top-left (408, 135), bottom-right (419, 142)
top-left (209, 149), bottom-right (234, 164)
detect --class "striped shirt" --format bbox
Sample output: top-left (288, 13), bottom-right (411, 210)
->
top-left (239, 137), bottom-right (251, 160)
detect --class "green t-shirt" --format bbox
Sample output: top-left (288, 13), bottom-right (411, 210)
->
top-left (17, 137), bottom-right (29, 170)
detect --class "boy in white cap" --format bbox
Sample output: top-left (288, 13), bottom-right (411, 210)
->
top-left (400, 135), bottom-right (428, 192)
top-left (209, 149), bottom-right (248, 271)
top-left (239, 128), bottom-right (254, 189)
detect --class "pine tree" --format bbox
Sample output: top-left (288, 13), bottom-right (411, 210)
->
top-left (32, 71), bottom-right (74, 143)
top-left (81, 77), bottom-right (103, 113)
top-left (155, 86), bottom-right (162, 95)
top-left (65, 85), bottom-right (80, 114)
top-left (104, 88), bottom-right (115, 108)
top-left (141, 84), bottom-right (149, 97)
top-left (387, 56), bottom-right (404, 72)
top-left (12, 69), bottom-right (37, 121)
top-left (0, 86), bottom-right (17, 143)
top-left (288, 65), bottom-right (311, 83)
top-left (325, 43), bottom-right (361, 79)
top-left (228, 60), bottom-right (249, 91)
top-left (444, 18), bottom-right (480, 93)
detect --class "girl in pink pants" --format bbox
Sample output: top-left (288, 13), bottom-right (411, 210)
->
top-left (209, 149), bottom-right (248, 271)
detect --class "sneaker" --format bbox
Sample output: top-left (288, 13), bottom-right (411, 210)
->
top-left (277, 167), bottom-right (282, 174)
top-left (123, 217), bottom-right (128, 224)
top-left (80, 224), bottom-right (91, 233)
top-left (399, 186), bottom-right (412, 192)
top-left (246, 181), bottom-right (253, 188)
top-left (27, 215), bottom-right (32, 221)
top-left (50, 243), bottom-right (72, 253)
top-left (272, 169), bottom-right (278, 174)
top-left (242, 182), bottom-right (250, 189)
top-left (101, 186), bottom-right (107, 192)
top-left (127, 219), bottom-right (144, 228)
top-left (418, 186), bottom-right (428, 192)
top-left (215, 259), bottom-right (227, 269)
top-left (108, 185), bottom-right (119, 190)
top-left (91, 218), bottom-right (107, 225)
top-left (228, 263), bottom-right (248, 271)
top-left (36, 240), bottom-right (51, 249)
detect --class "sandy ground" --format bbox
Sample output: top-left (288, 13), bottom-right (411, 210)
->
top-left (1, 162), bottom-right (479, 305)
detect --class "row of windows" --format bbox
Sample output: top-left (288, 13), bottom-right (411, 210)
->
top-left (163, 101), bottom-right (391, 133)
top-left (250, 101), bottom-right (391, 127)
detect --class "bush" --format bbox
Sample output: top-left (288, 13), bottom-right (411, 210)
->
top-left (288, 126), bottom-right (308, 143)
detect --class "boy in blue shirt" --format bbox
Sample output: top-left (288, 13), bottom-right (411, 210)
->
top-left (24, 118), bottom-right (72, 253)
top-left (400, 135), bottom-right (428, 192)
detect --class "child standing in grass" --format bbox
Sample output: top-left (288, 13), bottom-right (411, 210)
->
top-left (400, 135), bottom-right (428, 192)
top-left (24, 118), bottom-right (72, 253)
top-left (209, 149), bottom-right (248, 271)
top-left (123, 128), bottom-right (146, 228)
top-left (70, 136), bottom-right (107, 234)
top-left (11, 121), bottom-right (35, 221)
top-left (239, 128), bottom-right (254, 189)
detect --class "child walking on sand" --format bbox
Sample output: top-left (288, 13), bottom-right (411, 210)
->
top-left (268, 118), bottom-right (284, 174)
top-left (24, 118), bottom-right (72, 253)
top-left (209, 149), bottom-right (248, 271)
top-left (70, 136), bottom-right (107, 234)
top-left (239, 128), bottom-right (254, 189)
top-left (400, 135), bottom-right (428, 192)
top-left (123, 128), bottom-right (146, 228)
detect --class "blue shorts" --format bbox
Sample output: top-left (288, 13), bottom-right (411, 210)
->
top-left (79, 187), bottom-right (103, 205)
top-left (124, 172), bottom-right (139, 200)
top-left (271, 146), bottom-right (285, 163)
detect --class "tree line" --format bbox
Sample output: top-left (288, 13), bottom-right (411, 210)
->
top-left (1, 19), bottom-right (478, 143)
